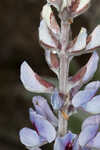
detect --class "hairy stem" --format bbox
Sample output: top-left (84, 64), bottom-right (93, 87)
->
top-left (60, 21), bottom-right (70, 51)
top-left (59, 53), bottom-right (69, 94)
top-left (58, 21), bottom-right (70, 136)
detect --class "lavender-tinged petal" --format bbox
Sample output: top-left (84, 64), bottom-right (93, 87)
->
top-left (54, 137), bottom-right (65, 150)
top-left (82, 51), bottom-right (99, 83)
top-left (39, 20), bottom-right (57, 49)
top-left (70, 52), bottom-right (99, 95)
top-left (72, 80), bottom-right (100, 108)
top-left (87, 132), bottom-right (100, 149)
top-left (73, 138), bottom-right (91, 150)
top-left (61, 131), bottom-right (76, 147)
top-left (72, 137), bottom-right (80, 150)
top-left (85, 81), bottom-right (100, 90)
top-left (78, 125), bottom-right (99, 147)
top-left (68, 52), bottom-right (99, 96)
top-left (20, 61), bottom-right (54, 93)
top-left (41, 4), bottom-right (60, 35)
top-left (32, 96), bottom-right (58, 127)
top-left (19, 127), bottom-right (41, 147)
top-left (32, 96), bottom-right (46, 117)
top-left (82, 115), bottom-right (100, 130)
top-left (86, 25), bottom-right (100, 51)
top-left (72, 89), bottom-right (97, 108)
top-left (54, 132), bottom-right (76, 150)
top-left (29, 108), bottom-right (56, 143)
top-left (70, 28), bottom-right (87, 52)
top-left (51, 90), bottom-right (64, 110)
top-left (82, 95), bottom-right (100, 114)
top-left (69, 65), bottom-right (86, 84)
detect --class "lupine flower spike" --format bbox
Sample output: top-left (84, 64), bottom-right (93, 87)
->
top-left (19, 0), bottom-right (100, 150)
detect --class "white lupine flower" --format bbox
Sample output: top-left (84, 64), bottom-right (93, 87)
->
top-left (39, 20), bottom-right (58, 49)
top-left (19, 96), bottom-right (57, 150)
top-left (69, 27), bottom-right (87, 53)
top-left (79, 115), bottom-right (100, 149)
top-left (72, 81), bottom-right (100, 114)
top-left (41, 4), bottom-right (60, 35)
top-left (20, 61), bottom-right (55, 93)
top-left (86, 25), bottom-right (100, 51)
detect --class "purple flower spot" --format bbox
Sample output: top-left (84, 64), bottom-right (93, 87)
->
top-left (65, 142), bottom-right (72, 150)
top-left (32, 123), bottom-right (39, 134)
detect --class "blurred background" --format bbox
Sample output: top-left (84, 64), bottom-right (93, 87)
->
top-left (0, 0), bottom-right (100, 149)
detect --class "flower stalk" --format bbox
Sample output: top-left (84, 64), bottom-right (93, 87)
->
top-left (19, 0), bottom-right (100, 150)
top-left (58, 20), bottom-right (71, 136)
top-left (58, 54), bottom-right (70, 135)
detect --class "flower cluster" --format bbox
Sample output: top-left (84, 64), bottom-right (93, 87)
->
top-left (20, 96), bottom-right (100, 150)
top-left (19, 0), bottom-right (100, 150)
